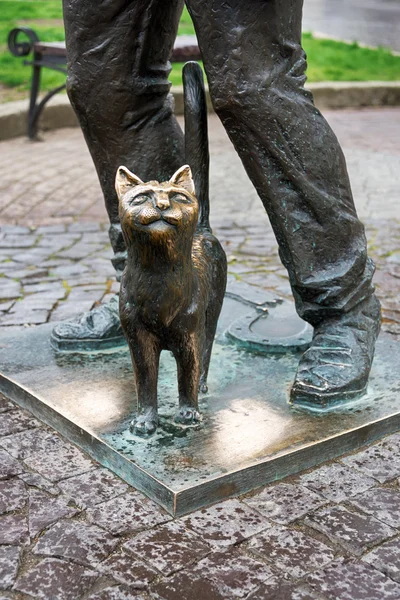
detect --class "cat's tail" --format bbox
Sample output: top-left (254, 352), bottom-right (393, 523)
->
top-left (183, 61), bottom-right (211, 232)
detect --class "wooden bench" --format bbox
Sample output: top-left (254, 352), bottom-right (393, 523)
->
top-left (8, 27), bottom-right (201, 140)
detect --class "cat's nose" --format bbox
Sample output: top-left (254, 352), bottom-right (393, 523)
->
top-left (155, 195), bottom-right (170, 211)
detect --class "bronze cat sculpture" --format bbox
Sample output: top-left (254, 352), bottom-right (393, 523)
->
top-left (115, 63), bottom-right (227, 436)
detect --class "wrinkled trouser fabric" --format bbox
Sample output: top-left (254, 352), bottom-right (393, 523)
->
top-left (62, 0), bottom-right (375, 326)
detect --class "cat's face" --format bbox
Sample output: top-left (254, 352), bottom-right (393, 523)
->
top-left (115, 165), bottom-right (198, 242)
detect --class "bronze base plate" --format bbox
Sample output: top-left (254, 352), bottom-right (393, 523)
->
top-left (1, 312), bottom-right (399, 516)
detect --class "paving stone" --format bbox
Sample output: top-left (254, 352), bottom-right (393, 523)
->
top-left (19, 471), bottom-right (60, 495)
top-left (0, 395), bottom-right (15, 413)
top-left (299, 463), bottom-right (377, 503)
top-left (0, 235), bottom-right (36, 248)
top-left (243, 483), bottom-right (326, 524)
top-left (0, 449), bottom-right (24, 479)
top-left (0, 428), bottom-right (66, 459)
top-left (182, 499), bottom-right (269, 547)
top-left (123, 520), bottom-right (210, 576)
top-left (28, 488), bottom-right (79, 537)
top-left (0, 308), bottom-right (49, 325)
top-left (0, 546), bottom-right (21, 590)
top-left (57, 467), bottom-right (129, 508)
top-left (0, 514), bottom-right (29, 545)
top-left (363, 537), bottom-right (400, 583)
top-left (307, 558), bottom-right (400, 600)
top-left (86, 490), bottom-right (171, 535)
top-left (342, 437), bottom-right (400, 483)
top-left (87, 586), bottom-right (146, 600)
top-left (304, 505), bottom-right (396, 555)
top-left (99, 549), bottom-right (157, 589)
top-left (0, 300), bottom-right (15, 313)
top-left (13, 557), bottom-right (98, 600)
top-left (0, 281), bottom-right (21, 300)
top-left (190, 548), bottom-right (275, 598)
top-left (349, 487), bottom-right (400, 529)
top-left (0, 478), bottom-right (27, 514)
top-left (51, 263), bottom-right (92, 279)
top-left (151, 572), bottom-right (226, 600)
top-left (248, 577), bottom-right (324, 600)
top-left (23, 439), bottom-right (95, 482)
top-left (248, 524), bottom-right (334, 579)
top-left (0, 409), bottom-right (39, 437)
top-left (33, 519), bottom-right (118, 568)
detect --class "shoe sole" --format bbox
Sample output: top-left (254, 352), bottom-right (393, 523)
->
top-left (50, 333), bottom-right (127, 353)
top-left (290, 383), bottom-right (369, 412)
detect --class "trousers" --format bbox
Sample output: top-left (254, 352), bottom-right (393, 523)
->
top-left (62, 0), bottom-right (375, 326)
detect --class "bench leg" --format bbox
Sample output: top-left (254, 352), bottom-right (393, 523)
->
top-left (27, 51), bottom-right (41, 140)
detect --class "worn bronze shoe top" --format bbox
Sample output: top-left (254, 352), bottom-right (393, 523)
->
top-left (50, 295), bottom-right (125, 352)
top-left (291, 295), bottom-right (381, 409)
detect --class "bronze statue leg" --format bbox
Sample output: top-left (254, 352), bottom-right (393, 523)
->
top-left (187, 0), bottom-right (380, 404)
top-left (127, 328), bottom-right (161, 436)
top-left (63, 0), bottom-right (185, 225)
top-left (53, 0), bottom-right (186, 350)
top-left (174, 333), bottom-right (202, 424)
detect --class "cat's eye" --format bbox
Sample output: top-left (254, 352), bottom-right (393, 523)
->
top-left (129, 194), bottom-right (149, 205)
top-left (171, 193), bottom-right (192, 204)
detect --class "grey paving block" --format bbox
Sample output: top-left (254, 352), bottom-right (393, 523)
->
top-left (0, 545), bottom-right (21, 590)
top-left (123, 520), bottom-right (210, 576)
top-left (0, 478), bottom-right (27, 514)
top-left (0, 514), bottom-right (29, 545)
top-left (191, 548), bottom-right (274, 598)
top-left (0, 449), bottom-right (24, 480)
top-left (14, 557), bottom-right (97, 600)
top-left (19, 471), bottom-right (60, 495)
top-left (33, 519), bottom-right (118, 568)
top-left (248, 577), bottom-right (325, 600)
top-left (299, 462), bottom-right (377, 502)
top-left (151, 573), bottom-right (226, 600)
top-left (363, 537), bottom-right (400, 583)
top-left (307, 558), bottom-right (400, 600)
top-left (0, 409), bottom-right (41, 438)
top-left (87, 586), bottom-right (146, 600)
top-left (243, 482), bottom-right (327, 524)
top-left (0, 395), bottom-right (15, 413)
top-left (349, 487), bottom-right (400, 529)
top-left (182, 499), bottom-right (270, 547)
top-left (342, 437), bottom-right (400, 483)
top-left (22, 439), bottom-right (95, 483)
top-left (0, 280), bottom-right (21, 301)
top-left (248, 524), bottom-right (335, 579)
top-left (0, 428), bottom-right (65, 459)
top-left (99, 549), bottom-right (158, 589)
top-left (86, 490), bottom-right (171, 535)
top-left (305, 505), bottom-right (396, 555)
top-left (28, 488), bottom-right (79, 537)
top-left (57, 467), bottom-right (129, 509)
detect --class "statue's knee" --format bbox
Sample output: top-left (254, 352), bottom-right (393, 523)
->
top-left (211, 77), bottom-right (275, 120)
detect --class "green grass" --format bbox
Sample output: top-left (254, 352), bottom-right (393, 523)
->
top-left (0, 1), bottom-right (399, 98)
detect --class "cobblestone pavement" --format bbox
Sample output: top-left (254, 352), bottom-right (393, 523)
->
top-left (0, 396), bottom-right (400, 599)
top-left (303, 0), bottom-right (400, 51)
top-left (0, 109), bottom-right (400, 598)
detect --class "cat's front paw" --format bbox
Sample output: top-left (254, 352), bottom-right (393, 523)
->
top-left (175, 405), bottom-right (201, 425)
top-left (130, 411), bottom-right (158, 436)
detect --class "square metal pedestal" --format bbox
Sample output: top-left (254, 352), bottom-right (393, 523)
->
top-left (1, 315), bottom-right (400, 517)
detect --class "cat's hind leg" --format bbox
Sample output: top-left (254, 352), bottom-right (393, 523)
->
top-left (127, 328), bottom-right (161, 436)
top-left (200, 285), bottom-right (225, 393)
top-left (174, 333), bottom-right (202, 425)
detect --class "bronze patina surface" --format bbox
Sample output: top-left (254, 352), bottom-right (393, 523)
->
top-left (0, 290), bottom-right (398, 517)
top-left (54, 0), bottom-right (381, 405)
top-left (116, 63), bottom-right (227, 437)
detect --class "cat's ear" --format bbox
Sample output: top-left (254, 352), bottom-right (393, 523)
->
top-left (115, 166), bottom-right (144, 198)
top-left (169, 165), bottom-right (195, 195)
